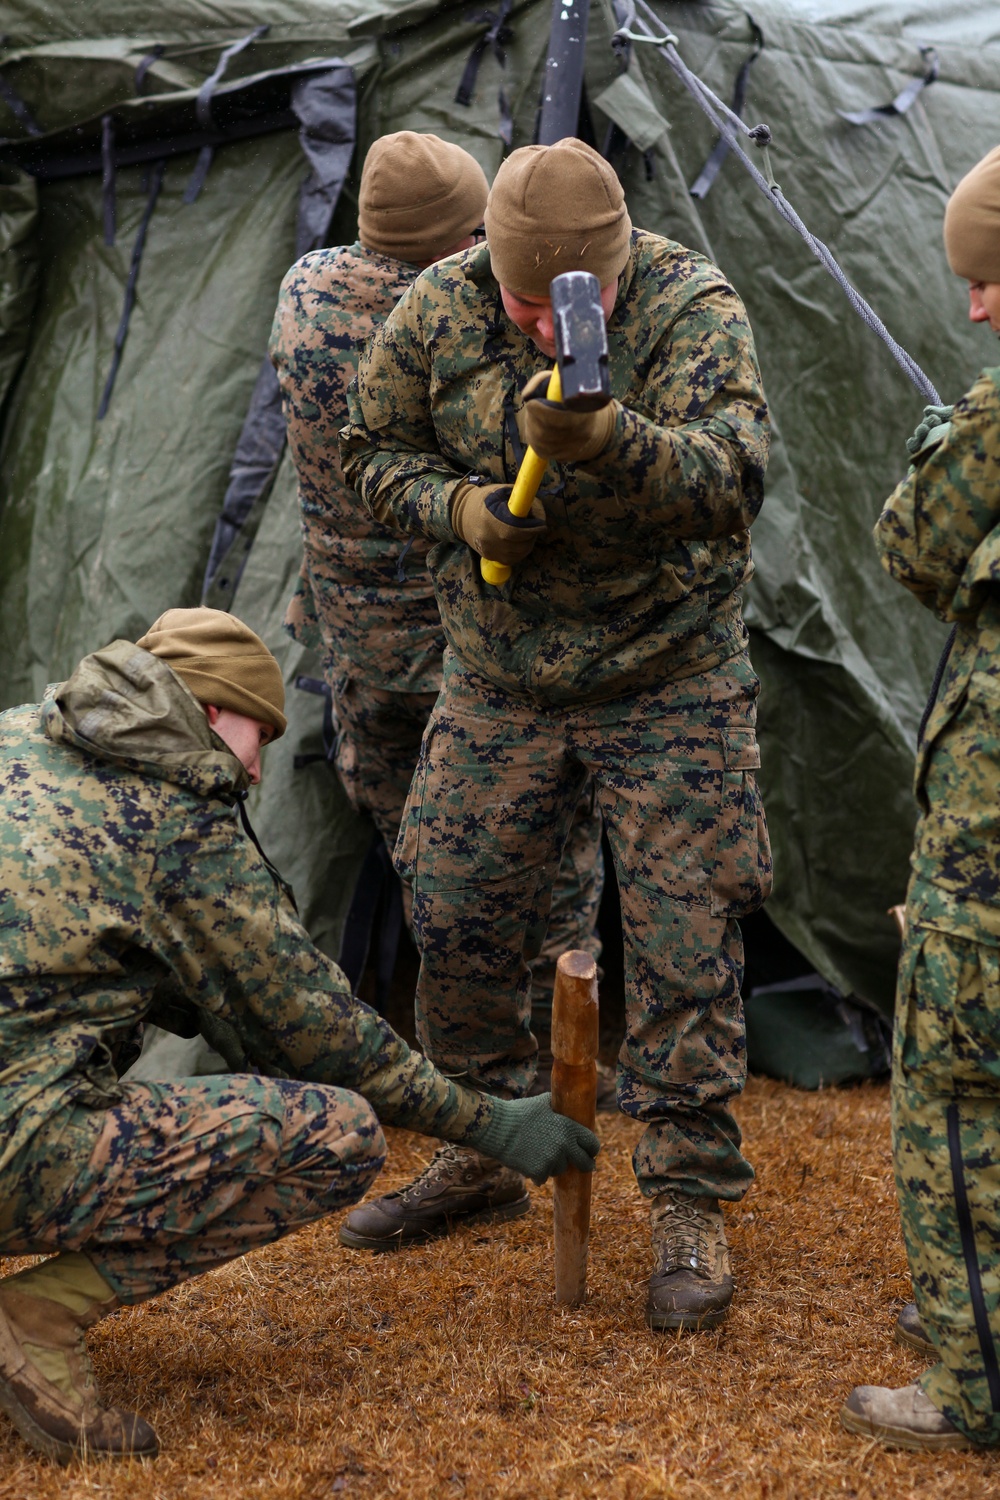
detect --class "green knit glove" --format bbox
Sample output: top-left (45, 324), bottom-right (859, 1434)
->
top-left (466, 1094), bottom-right (600, 1185)
top-left (905, 403), bottom-right (954, 457)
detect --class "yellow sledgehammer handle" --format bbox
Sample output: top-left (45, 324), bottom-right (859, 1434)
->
top-left (480, 364), bottom-right (562, 587)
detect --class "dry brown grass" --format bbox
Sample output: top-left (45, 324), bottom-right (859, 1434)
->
top-left (1, 1075), bottom-right (996, 1499)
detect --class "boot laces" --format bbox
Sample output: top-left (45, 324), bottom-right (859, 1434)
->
top-left (652, 1197), bottom-right (715, 1276)
top-left (395, 1143), bottom-right (477, 1203)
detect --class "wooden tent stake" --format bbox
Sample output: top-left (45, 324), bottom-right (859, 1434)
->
top-left (550, 949), bottom-right (599, 1307)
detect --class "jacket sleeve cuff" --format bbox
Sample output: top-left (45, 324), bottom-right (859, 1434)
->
top-left (437, 1084), bottom-right (497, 1142)
top-left (579, 404), bottom-right (653, 480)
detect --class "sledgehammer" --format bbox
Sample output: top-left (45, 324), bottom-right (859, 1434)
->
top-left (480, 270), bottom-right (611, 587)
top-left (551, 949), bottom-right (600, 1307)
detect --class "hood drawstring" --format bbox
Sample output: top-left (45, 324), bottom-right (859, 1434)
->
top-left (236, 790), bottom-right (270, 866)
top-left (236, 790), bottom-right (300, 914)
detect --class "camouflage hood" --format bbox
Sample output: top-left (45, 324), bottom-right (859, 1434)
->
top-left (41, 638), bottom-right (249, 799)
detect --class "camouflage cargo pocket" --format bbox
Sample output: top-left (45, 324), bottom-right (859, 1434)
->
top-left (393, 718), bottom-right (439, 886)
top-left (709, 728), bottom-right (772, 918)
top-left (898, 926), bottom-right (1000, 1094)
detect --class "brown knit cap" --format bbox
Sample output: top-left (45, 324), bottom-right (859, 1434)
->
top-left (358, 131), bottom-right (489, 264)
top-left (136, 607), bottom-right (287, 737)
top-left (944, 145), bottom-right (1000, 283)
top-left (485, 138), bottom-right (632, 298)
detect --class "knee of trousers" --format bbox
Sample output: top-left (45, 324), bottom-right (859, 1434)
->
top-left (292, 1092), bottom-right (388, 1213)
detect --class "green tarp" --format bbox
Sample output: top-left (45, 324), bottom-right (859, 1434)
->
top-left (0, 0), bottom-right (997, 1004)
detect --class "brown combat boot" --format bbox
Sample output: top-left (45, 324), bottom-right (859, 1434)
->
top-left (841, 1384), bottom-right (968, 1450)
top-left (339, 1143), bottom-right (529, 1251)
top-left (645, 1191), bottom-right (734, 1332)
top-left (895, 1300), bottom-right (935, 1357)
top-left (0, 1253), bottom-right (159, 1465)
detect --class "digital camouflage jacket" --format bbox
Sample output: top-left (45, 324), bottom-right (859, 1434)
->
top-left (341, 233), bottom-right (769, 706)
top-left (875, 366), bottom-right (1000, 944)
top-left (0, 641), bottom-right (488, 1179)
top-left (271, 242), bottom-right (445, 692)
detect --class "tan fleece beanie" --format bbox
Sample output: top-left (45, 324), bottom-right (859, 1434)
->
top-left (944, 145), bottom-right (1000, 283)
top-left (485, 138), bottom-right (632, 297)
top-left (136, 607), bottom-right (287, 737)
top-left (358, 131), bottom-right (489, 264)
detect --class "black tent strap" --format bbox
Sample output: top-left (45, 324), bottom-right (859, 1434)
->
top-left (0, 31), bottom-right (270, 147)
top-left (0, 68), bottom-right (42, 136)
top-left (338, 831), bottom-right (398, 1003)
top-left (185, 23), bottom-right (269, 200)
top-left (454, 0), bottom-right (513, 107)
top-left (21, 111), bottom-right (299, 182)
top-left (1, 59), bottom-right (345, 182)
top-left (689, 19), bottom-right (764, 200)
top-left (97, 159), bottom-right (165, 421)
top-left (291, 675), bottom-right (337, 769)
top-left (183, 142), bottom-right (214, 204)
top-left (612, 0), bottom-right (940, 405)
top-left (200, 476), bottom-right (277, 609)
top-left (134, 45), bottom-right (165, 96)
top-left (292, 68), bottom-right (358, 253)
top-left (497, 85), bottom-right (513, 148)
top-left (601, 117), bottom-right (631, 169)
top-left (336, 828), bottom-right (405, 1017)
top-left (204, 360), bottom-right (287, 548)
top-left (101, 114), bottom-right (116, 246)
top-left (370, 869), bottom-right (404, 1017)
top-left (201, 66), bottom-right (356, 604)
top-left (839, 46), bottom-right (938, 127)
top-left (196, 24), bottom-right (269, 131)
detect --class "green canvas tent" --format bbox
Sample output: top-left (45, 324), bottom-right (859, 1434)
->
top-left (0, 0), bottom-right (997, 1024)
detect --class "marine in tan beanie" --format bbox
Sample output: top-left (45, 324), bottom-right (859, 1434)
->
top-left (943, 144), bottom-right (1000, 333)
top-left (358, 131), bottom-right (489, 266)
top-left (137, 607), bottom-right (286, 779)
top-left (484, 137), bottom-right (632, 299)
top-left (843, 141), bottom-right (1000, 1454)
top-left (339, 115), bottom-right (771, 1324)
top-left (480, 139), bottom-right (632, 461)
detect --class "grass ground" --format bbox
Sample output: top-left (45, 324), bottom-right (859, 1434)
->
top-left (0, 1075), bottom-right (996, 1499)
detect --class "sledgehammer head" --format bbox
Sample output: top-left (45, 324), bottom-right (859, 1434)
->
top-left (551, 271), bottom-right (611, 412)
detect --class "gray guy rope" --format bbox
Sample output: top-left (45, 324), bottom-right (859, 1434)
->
top-left (612, 0), bottom-right (941, 404)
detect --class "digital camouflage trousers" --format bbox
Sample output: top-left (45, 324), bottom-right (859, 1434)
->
top-left (0, 1076), bottom-right (385, 1303)
top-left (395, 651), bottom-right (771, 1200)
top-left (331, 674), bottom-right (604, 1028)
top-left (893, 920), bottom-right (1000, 1444)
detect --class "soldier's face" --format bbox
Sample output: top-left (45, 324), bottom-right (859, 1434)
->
top-left (205, 705), bottom-right (275, 784)
top-left (968, 281), bottom-right (1000, 333)
top-left (500, 279), bottom-right (618, 358)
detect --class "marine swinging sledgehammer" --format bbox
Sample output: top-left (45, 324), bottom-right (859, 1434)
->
top-left (479, 269), bottom-right (612, 586)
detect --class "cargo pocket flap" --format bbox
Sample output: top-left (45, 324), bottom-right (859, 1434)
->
top-left (723, 729), bottom-right (760, 771)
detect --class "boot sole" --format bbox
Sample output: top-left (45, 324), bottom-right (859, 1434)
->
top-left (646, 1304), bottom-right (730, 1333)
top-left (894, 1322), bottom-right (936, 1359)
top-left (840, 1403), bottom-right (969, 1451)
top-left (0, 1380), bottom-right (159, 1466)
top-left (339, 1192), bottom-right (530, 1252)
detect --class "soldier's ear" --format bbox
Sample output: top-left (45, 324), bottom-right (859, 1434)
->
top-left (204, 704), bottom-right (221, 727)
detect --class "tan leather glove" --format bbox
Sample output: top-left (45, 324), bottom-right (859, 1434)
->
top-left (518, 369), bottom-right (618, 464)
top-left (450, 479), bottom-right (547, 565)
